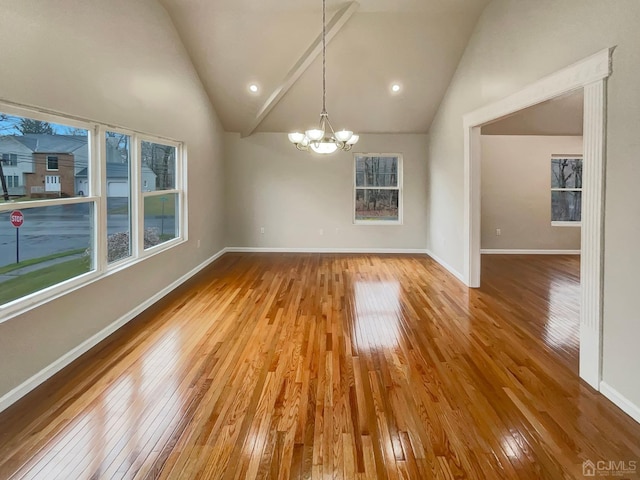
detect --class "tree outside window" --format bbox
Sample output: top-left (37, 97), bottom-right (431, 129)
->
top-left (354, 154), bottom-right (402, 224)
top-left (551, 156), bottom-right (582, 224)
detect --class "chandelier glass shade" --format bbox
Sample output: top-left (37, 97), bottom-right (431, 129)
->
top-left (288, 0), bottom-right (359, 154)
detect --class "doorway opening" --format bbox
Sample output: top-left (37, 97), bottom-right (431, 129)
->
top-left (462, 48), bottom-right (613, 390)
top-left (478, 90), bottom-right (584, 373)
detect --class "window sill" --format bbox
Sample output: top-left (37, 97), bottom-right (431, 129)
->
top-left (354, 220), bottom-right (403, 226)
top-left (551, 221), bottom-right (581, 227)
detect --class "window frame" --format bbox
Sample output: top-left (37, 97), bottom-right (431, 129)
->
top-left (353, 153), bottom-right (403, 226)
top-left (550, 155), bottom-right (582, 227)
top-left (46, 155), bottom-right (59, 171)
top-left (101, 127), bottom-right (134, 268)
top-left (0, 101), bottom-right (187, 322)
top-left (2, 153), bottom-right (18, 166)
top-left (137, 134), bottom-right (185, 255)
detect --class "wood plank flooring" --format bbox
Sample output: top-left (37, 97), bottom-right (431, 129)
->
top-left (0, 253), bottom-right (638, 479)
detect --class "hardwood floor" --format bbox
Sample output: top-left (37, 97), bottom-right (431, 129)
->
top-left (0, 253), bottom-right (638, 479)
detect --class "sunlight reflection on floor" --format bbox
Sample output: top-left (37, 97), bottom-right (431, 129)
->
top-left (543, 278), bottom-right (579, 350)
top-left (353, 281), bottom-right (401, 352)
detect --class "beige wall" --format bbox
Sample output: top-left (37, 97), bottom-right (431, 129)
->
top-left (427, 0), bottom-right (640, 410)
top-left (0, 0), bottom-right (225, 398)
top-left (225, 133), bottom-right (428, 250)
top-left (481, 135), bottom-right (582, 250)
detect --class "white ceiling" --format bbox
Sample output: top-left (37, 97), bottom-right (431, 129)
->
top-left (158, 0), bottom-right (491, 134)
top-left (482, 90), bottom-right (584, 136)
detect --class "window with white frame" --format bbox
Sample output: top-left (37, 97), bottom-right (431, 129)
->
top-left (354, 154), bottom-right (402, 224)
top-left (2, 153), bottom-right (17, 166)
top-left (551, 156), bottom-right (582, 225)
top-left (0, 105), bottom-right (186, 316)
top-left (46, 155), bottom-right (59, 171)
top-left (4, 176), bottom-right (19, 188)
top-left (141, 140), bottom-right (180, 249)
top-left (105, 131), bottom-right (132, 264)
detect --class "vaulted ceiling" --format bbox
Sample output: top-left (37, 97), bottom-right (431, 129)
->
top-left (158, 0), bottom-right (491, 135)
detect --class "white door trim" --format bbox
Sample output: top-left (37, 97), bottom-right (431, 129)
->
top-left (462, 48), bottom-right (613, 390)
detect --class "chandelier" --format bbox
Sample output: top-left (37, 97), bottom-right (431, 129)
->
top-left (288, 0), bottom-right (359, 154)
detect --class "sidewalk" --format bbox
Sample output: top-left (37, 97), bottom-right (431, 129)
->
top-left (0, 253), bottom-right (85, 283)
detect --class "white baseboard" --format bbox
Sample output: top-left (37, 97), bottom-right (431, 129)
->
top-left (480, 249), bottom-right (581, 255)
top-left (600, 382), bottom-right (640, 425)
top-left (425, 249), bottom-right (465, 283)
top-left (225, 247), bottom-right (428, 254)
top-left (0, 248), bottom-right (227, 414)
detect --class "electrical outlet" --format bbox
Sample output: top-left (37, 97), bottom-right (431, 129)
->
top-left (319, 228), bottom-right (324, 236)
top-left (197, 239), bottom-right (201, 248)
top-left (260, 227), bottom-right (265, 234)
top-left (496, 228), bottom-right (501, 236)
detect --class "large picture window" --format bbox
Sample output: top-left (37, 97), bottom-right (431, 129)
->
top-left (0, 104), bottom-right (186, 318)
top-left (551, 156), bottom-right (582, 226)
top-left (354, 154), bottom-right (402, 224)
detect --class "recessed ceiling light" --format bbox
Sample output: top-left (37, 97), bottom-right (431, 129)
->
top-left (249, 84), bottom-right (259, 93)
top-left (391, 83), bottom-right (401, 93)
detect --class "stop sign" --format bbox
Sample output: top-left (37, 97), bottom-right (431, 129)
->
top-left (10, 210), bottom-right (24, 228)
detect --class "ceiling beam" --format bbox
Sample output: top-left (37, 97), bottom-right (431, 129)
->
top-left (241, 1), bottom-right (360, 138)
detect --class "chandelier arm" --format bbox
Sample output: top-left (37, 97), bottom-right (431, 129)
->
top-left (324, 116), bottom-right (345, 148)
top-left (324, 115), bottom-right (337, 137)
top-left (319, 112), bottom-right (328, 131)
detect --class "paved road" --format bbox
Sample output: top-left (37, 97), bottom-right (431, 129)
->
top-left (0, 202), bottom-right (175, 267)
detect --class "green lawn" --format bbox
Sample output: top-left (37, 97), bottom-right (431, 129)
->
top-left (0, 249), bottom-right (85, 275)
top-left (144, 195), bottom-right (176, 216)
top-left (0, 196), bottom-right (28, 204)
top-left (110, 195), bottom-right (176, 216)
top-left (0, 257), bottom-right (91, 305)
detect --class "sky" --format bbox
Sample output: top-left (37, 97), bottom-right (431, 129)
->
top-left (0, 114), bottom-right (87, 136)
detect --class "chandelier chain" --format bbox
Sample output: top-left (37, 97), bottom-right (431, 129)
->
top-left (287, 0), bottom-right (358, 154)
top-left (322, 0), bottom-right (326, 114)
